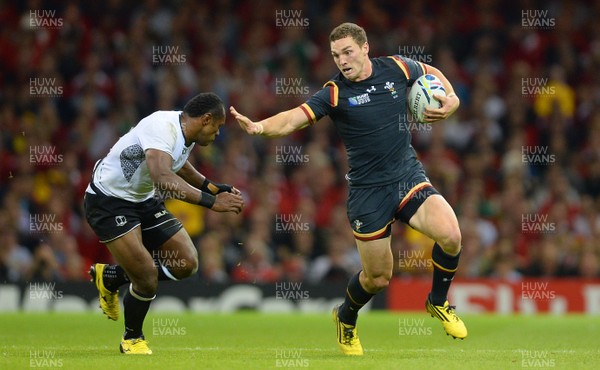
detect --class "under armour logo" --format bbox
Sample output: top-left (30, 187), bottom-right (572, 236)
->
top-left (443, 277), bottom-right (454, 282)
top-left (366, 85), bottom-right (376, 93)
top-left (115, 215), bottom-right (127, 227)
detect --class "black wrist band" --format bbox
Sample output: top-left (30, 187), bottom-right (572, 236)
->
top-left (201, 178), bottom-right (221, 194)
top-left (197, 192), bottom-right (216, 208)
top-left (200, 178), bottom-right (210, 192)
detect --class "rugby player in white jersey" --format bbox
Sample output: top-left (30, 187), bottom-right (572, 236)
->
top-left (84, 93), bottom-right (244, 354)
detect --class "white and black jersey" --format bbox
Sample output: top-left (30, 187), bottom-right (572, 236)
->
top-left (86, 111), bottom-right (194, 202)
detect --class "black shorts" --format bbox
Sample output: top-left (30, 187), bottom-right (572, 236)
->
top-left (347, 171), bottom-right (439, 241)
top-left (84, 189), bottom-right (183, 250)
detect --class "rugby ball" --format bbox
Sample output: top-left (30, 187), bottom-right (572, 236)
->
top-left (407, 74), bottom-right (446, 123)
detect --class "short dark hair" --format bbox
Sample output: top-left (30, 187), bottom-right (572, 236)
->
top-left (329, 23), bottom-right (367, 45)
top-left (183, 92), bottom-right (224, 118)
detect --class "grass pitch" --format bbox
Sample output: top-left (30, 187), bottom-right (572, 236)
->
top-left (0, 311), bottom-right (597, 369)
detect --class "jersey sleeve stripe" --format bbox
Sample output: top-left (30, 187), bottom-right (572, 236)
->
top-left (322, 81), bottom-right (339, 107)
top-left (418, 61), bottom-right (427, 74)
top-left (389, 56), bottom-right (410, 80)
top-left (300, 103), bottom-right (317, 125)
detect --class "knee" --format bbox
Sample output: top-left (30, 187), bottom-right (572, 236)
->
top-left (166, 253), bottom-right (198, 280)
top-left (437, 226), bottom-right (462, 255)
top-left (177, 255), bottom-right (198, 279)
top-left (362, 272), bottom-right (391, 293)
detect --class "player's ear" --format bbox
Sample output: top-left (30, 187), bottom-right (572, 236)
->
top-left (202, 113), bottom-right (212, 126)
top-left (363, 42), bottom-right (369, 54)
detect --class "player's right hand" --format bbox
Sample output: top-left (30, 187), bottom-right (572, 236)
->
top-left (423, 93), bottom-right (459, 122)
top-left (229, 106), bottom-right (263, 135)
top-left (212, 192), bottom-right (244, 214)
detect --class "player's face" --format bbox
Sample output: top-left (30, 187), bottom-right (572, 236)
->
top-left (191, 111), bottom-right (226, 146)
top-left (330, 36), bottom-right (369, 81)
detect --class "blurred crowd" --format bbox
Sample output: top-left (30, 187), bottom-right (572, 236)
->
top-left (1, 0), bottom-right (600, 284)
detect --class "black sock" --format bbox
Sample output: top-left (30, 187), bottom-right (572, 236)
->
top-left (103, 265), bottom-right (129, 292)
top-left (430, 243), bottom-right (460, 305)
top-left (338, 271), bottom-right (374, 326)
top-left (123, 285), bottom-right (155, 340)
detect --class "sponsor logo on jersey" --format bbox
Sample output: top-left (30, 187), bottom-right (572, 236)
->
top-left (348, 93), bottom-right (371, 106)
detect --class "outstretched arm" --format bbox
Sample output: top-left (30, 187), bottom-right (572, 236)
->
top-left (229, 106), bottom-right (311, 137)
top-left (422, 64), bottom-right (460, 123)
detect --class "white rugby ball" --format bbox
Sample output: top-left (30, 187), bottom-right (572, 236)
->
top-left (407, 74), bottom-right (446, 123)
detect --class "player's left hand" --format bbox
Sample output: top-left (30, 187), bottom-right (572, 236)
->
top-left (423, 93), bottom-right (459, 123)
top-left (212, 192), bottom-right (245, 214)
top-left (230, 106), bottom-right (263, 135)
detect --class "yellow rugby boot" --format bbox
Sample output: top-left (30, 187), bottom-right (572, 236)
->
top-left (332, 304), bottom-right (363, 355)
top-left (89, 263), bottom-right (119, 321)
top-left (426, 295), bottom-right (467, 339)
top-left (120, 337), bottom-right (152, 355)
